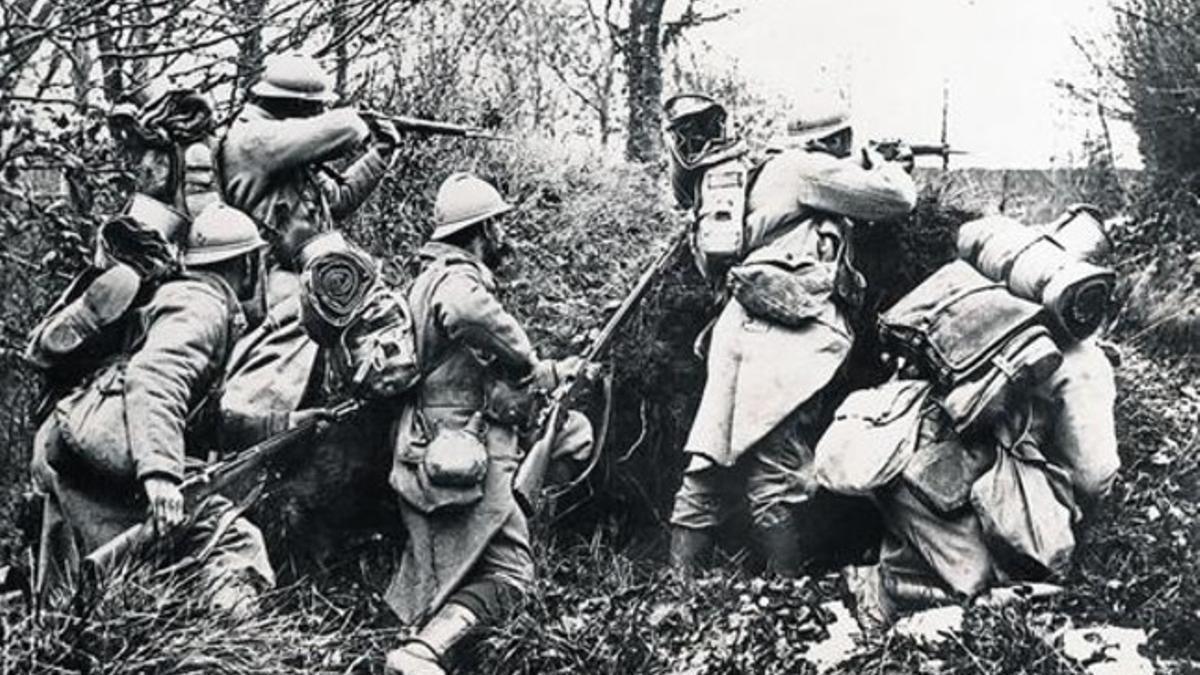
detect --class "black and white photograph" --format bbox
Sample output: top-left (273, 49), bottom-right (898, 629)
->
top-left (0, 0), bottom-right (1191, 672)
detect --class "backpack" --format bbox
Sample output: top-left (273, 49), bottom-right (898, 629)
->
top-left (879, 260), bottom-right (1064, 434)
top-left (298, 244), bottom-right (425, 401)
top-left (691, 155), bottom-right (752, 278)
top-left (47, 272), bottom-right (242, 481)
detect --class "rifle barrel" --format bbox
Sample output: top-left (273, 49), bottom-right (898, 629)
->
top-left (361, 110), bottom-right (513, 142)
top-left (80, 399), bottom-right (363, 578)
top-left (584, 229), bottom-right (687, 361)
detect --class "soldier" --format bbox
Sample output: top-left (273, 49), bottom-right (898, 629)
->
top-left (31, 204), bottom-right (276, 615)
top-left (216, 53), bottom-right (400, 448)
top-left (383, 173), bottom-right (593, 675)
top-left (663, 93), bottom-right (918, 576)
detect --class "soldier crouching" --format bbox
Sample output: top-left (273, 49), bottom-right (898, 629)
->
top-left (29, 204), bottom-right (276, 616)
top-left (814, 208), bottom-right (1122, 626)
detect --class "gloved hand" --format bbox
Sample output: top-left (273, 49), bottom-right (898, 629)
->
top-left (365, 114), bottom-right (401, 151)
top-left (860, 145), bottom-right (887, 171)
top-left (287, 407), bottom-right (339, 436)
top-left (143, 475), bottom-right (185, 536)
top-left (885, 142), bottom-right (916, 174)
top-left (865, 142), bottom-right (915, 173)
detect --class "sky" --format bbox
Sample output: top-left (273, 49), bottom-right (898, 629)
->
top-left (687, 0), bottom-right (1141, 169)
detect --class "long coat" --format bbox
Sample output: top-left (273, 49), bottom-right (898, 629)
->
top-left (33, 272), bottom-right (274, 593)
top-left (217, 104), bottom-right (391, 441)
top-left (685, 148), bottom-right (918, 467)
top-left (385, 243), bottom-right (549, 624)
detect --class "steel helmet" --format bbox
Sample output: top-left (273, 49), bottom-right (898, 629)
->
top-left (768, 88), bottom-right (853, 151)
top-left (183, 203), bottom-right (268, 266)
top-left (430, 172), bottom-right (514, 240)
top-left (250, 54), bottom-right (336, 103)
top-left (663, 93), bottom-right (727, 131)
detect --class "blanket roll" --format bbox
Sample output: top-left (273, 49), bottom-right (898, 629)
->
top-left (957, 215), bottom-right (1114, 341)
top-left (300, 244), bottom-right (379, 347)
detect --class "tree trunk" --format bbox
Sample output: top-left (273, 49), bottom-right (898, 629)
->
top-left (70, 39), bottom-right (93, 108)
top-left (236, 0), bottom-right (267, 97)
top-left (332, 0), bottom-right (349, 99)
top-left (95, 7), bottom-right (124, 102)
top-left (624, 0), bottom-right (665, 163)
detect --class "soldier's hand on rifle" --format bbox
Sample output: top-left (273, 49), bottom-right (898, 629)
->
top-left (143, 475), bottom-right (185, 536)
top-left (365, 115), bottom-right (401, 152)
top-left (557, 355), bottom-right (603, 385)
top-left (287, 407), bottom-right (338, 436)
top-left (885, 142), bottom-right (916, 174)
top-left (868, 140), bottom-right (916, 173)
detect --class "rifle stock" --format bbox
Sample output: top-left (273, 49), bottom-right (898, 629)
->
top-left (511, 403), bottom-right (565, 514)
top-left (81, 400), bottom-right (362, 580)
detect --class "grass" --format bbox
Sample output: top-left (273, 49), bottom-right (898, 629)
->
top-left (2, 141), bottom-right (1199, 672)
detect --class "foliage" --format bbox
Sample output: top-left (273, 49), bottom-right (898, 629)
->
top-left (1113, 0), bottom-right (1200, 186)
top-left (0, 555), bottom-right (398, 674)
top-left (472, 538), bottom-right (839, 675)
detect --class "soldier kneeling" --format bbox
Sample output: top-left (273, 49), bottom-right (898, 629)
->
top-left (30, 204), bottom-right (276, 616)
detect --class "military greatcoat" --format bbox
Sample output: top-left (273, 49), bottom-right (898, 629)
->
top-left (216, 105), bottom-right (391, 445)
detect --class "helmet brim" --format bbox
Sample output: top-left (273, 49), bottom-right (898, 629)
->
top-left (250, 80), bottom-right (337, 103)
top-left (430, 202), bottom-right (514, 241)
top-left (184, 239), bottom-right (268, 266)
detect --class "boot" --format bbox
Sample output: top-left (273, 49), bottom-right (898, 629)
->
top-left (757, 516), bottom-right (805, 577)
top-left (38, 264), bottom-right (141, 357)
top-left (669, 526), bottom-right (714, 575)
top-left (385, 603), bottom-right (479, 675)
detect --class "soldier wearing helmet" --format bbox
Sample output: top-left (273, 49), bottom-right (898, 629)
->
top-left (663, 91), bottom-right (919, 577)
top-left (216, 53), bottom-right (400, 450)
top-left (382, 173), bottom-right (594, 675)
top-left (32, 203), bottom-right (276, 616)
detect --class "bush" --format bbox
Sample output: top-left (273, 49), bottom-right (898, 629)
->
top-left (1115, 0), bottom-right (1200, 186)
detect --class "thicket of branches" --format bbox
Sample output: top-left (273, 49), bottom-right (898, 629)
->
top-left (0, 0), bottom-right (759, 562)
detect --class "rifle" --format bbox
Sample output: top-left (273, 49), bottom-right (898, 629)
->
top-left (360, 110), bottom-right (514, 143)
top-left (511, 227), bottom-right (688, 513)
top-left (871, 139), bottom-right (967, 162)
top-left (82, 399), bottom-right (363, 580)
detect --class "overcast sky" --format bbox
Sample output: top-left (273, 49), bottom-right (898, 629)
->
top-left (688, 0), bottom-right (1140, 169)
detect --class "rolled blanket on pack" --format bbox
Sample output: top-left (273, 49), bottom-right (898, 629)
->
top-left (1036, 204), bottom-right (1112, 263)
top-left (299, 237), bottom-right (379, 347)
top-left (957, 215), bottom-right (1114, 341)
